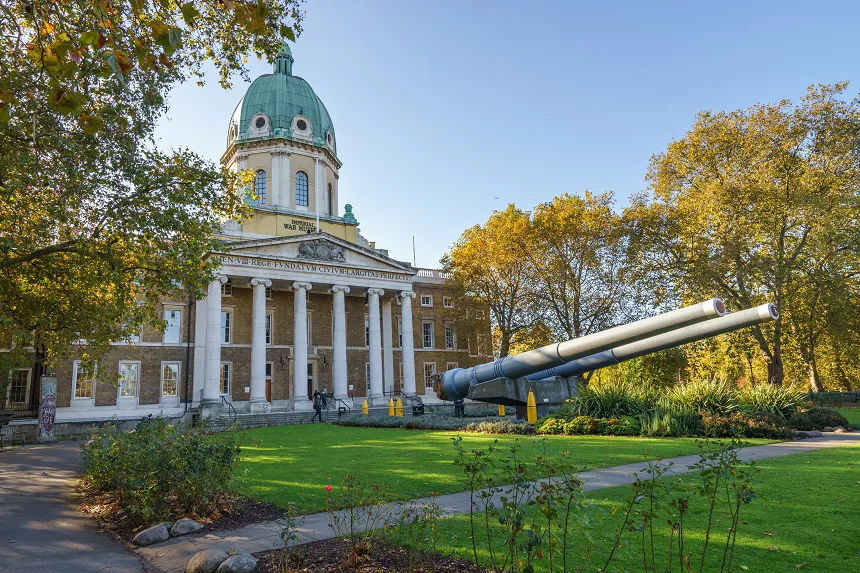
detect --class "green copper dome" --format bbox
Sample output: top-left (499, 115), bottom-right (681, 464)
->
top-left (229, 44), bottom-right (337, 156)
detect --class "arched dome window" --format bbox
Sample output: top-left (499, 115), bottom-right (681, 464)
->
top-left (295, 171), bottom-right (309, 207)
top-left (254, 169), bottom-right (267, 205)
top-left (327, 182), bottom-right (333, 215)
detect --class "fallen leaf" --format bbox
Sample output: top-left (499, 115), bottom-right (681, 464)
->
top-left (769, 545), bottom-right (779, 551)
top-left (763, 530), bottom-right (773, 536)
top-left (740, 567), bottom-right (749, 571)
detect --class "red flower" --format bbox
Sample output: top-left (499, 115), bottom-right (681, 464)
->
top-left (325, 485), bottom-right (333, 492)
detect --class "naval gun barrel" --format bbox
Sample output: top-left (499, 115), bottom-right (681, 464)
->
top-left (526, 303), bottom-right (779, 381)
top-left (441, 298), bottom-right (726, 400)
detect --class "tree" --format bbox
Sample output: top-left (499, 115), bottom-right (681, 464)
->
top-left (628, 83), bottom-right (860, 386)
top-left (0, 1), bottom-right (303, 383)
top-left (442, 205), bottom-right (536, 358)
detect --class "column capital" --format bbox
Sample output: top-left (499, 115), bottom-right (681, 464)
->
top-left (328, 285), bottom-right (351, 294)
top-left (249, 278), bottom-right (272, 288)
top-left (399, 290), bottom-right (416, 299)
top-left (214, 274), bottom-right (229, 285)
top-left (292, 281), bottom-right (313, 291)
top-left (367, 288), bottom-right (385, 297)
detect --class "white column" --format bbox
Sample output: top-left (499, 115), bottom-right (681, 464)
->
top-left (399, 291), bottom-right (417, 395)
top-left (382, 299), bottom-right (394, 394)
top-left (329, 285), bottom-right (350, 399)
top-left (367, 288), bottom-right (384, 401)
top-left (270, 153), bottom-right (281, 206)
top-left (282, 153), bottom-right (291, 208)
top-left (249, 278), bottom-right (272, 409)
top-left (292, 282), bottom-right (312, 402)
top-left (203, 275), bottom-right (228, 405)
top-left (192, 296), bottom-right (207, 404)
top-left (314, 158), bottom-right (324, 231)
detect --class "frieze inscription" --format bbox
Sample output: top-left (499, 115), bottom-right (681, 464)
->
top-left (217, 255), bottom-right (410, 281)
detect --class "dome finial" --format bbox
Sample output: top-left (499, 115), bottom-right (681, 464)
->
top-left (274, 41), bottom-right (294, 75)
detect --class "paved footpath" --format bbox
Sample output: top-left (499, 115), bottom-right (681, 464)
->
top-left (134, 432), bottom-right (860, 573)
top-left (0, 442), bottom-right (152, 573)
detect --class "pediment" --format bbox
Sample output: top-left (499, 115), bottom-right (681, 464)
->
top-left (221, 233), bottom-right (414, 274)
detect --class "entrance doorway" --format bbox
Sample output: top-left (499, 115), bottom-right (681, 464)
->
top-left (265, 363), bottom-right (272, 403)
top-left (306, 361), bottom-right (316, 399)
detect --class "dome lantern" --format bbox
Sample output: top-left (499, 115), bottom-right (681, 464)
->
top-left (274, 42), bottom-right (293, 75)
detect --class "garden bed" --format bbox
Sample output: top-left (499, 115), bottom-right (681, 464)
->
top-left (256, 538), bottom-right (489, 573)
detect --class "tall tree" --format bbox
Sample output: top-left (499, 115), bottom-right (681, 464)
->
top-left (0, 0), bottom-right (303, 379)
top-left (442, 205), bottom-right (536, 358)
top-left (628, 83), bottom-right (860, 386)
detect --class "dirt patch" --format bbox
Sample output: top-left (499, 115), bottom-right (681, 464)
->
top-left (76, 479), bottom-right (283, 542)
top-left (256, 537), bottom-right (490, 573)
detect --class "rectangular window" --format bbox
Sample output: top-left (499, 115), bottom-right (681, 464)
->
top-left (8, 369), bottom-right (30, 404)
top-left (365, 317), bottom-right (370, 347)
top-left (163, 309), bottom-right (181, 343)
top-left (221, 282), bottom-right (232, 297)
top-left (423, 363), bottom-right (436, 389)
top-left (399, 362), bottom-right (403, 384)
top-left (422, 321), bottom-right (434, 349)
top-left (265, 286), bottom-right (272, 299)
top-left (161, 362), bottom-right (179, 397)
top-left (396, 320), bottom-right (402, 348)
top-left (307, 313), bottom-right (312, 345)
top-left (118, 361), bottom-right (139, 398)
top-left (220, 363), bottom-right (230, 395)
top-left (443, 296), bottom-right (453, 308)
top-left (420, 295), bottom-right (433, 307)
top-left (446, 362), bottom-right (459, 371)
top-left (127, 326), bottom-right (141, 343)
top-left (365, 362), bottom-right (370, 385)
top-left (221, 311), bottom-right (232, 343)
top-left (266, 313), bottom-right (273, 345)
top-left (445, 324), bottom-right (456, 349)
top-left (72, 361), bottom-right (95, 399)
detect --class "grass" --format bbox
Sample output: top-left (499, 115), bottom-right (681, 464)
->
top-left (834, 407), bottom-right (860, 428)
top-left (234, 425), bottom-right (753, 513)
top-left (426, 444), bottom-right (860, 573)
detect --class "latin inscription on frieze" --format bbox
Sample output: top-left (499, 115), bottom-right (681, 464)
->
top-left (217, 255), bottom-right (409, 281)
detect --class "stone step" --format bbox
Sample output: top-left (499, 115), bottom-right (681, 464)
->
top-left (208, 405), bottom-right (416, 431)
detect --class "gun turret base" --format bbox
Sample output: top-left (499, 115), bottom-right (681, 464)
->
top-left (467, 376), bottom-right (578, 419)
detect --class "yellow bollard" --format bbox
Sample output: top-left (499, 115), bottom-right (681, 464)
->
top-left (388, 397), bottom-right (395, 416)
top-left (362, 399), bottom-right (369, 415)
top-left (395, 397), bottom-right (404, 417)
top-left (498, 404), bottom-right (506, 417)
top-left (526, 389), bottom-right (537, 425)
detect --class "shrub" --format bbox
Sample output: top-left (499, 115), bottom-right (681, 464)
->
top-left (787, 407), bottom-right (850, 431)
top-left (563, 415), bottom-right (599, 435)
top-left (335, 414), bottom-right (405, 428)
top-left (639, 402), bottom-right (702, 437)
top-left (80, 417), bottom-right (240, 525)
top-left (403, 414), bottom-right (470, 431)
top-left (464, 419), bottom-right (534, 435)
top-left (808, 391), bottom-right (860, 406)
top-left (737, 384), bottom-right (808, 418)
top-left (566, 381), bottom-right (658, 418)
top-left (535, 416), bottom-right (566, 435)
top-left (666, 378), bottom-right (737, 413)
top-left (700, 411), bottom-right (792, 440)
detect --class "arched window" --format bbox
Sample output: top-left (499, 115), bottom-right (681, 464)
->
top-left (254, 169), bottom-right (266, 205)
top-left (327, 182), bottom-right (333, 215)
top-left (295, 171), bottom-right (309, 206)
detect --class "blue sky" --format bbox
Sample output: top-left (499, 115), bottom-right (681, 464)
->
top-left (155, 1), bottom-right (859, 268)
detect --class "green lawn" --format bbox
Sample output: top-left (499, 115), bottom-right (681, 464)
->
top-left (427, 444), bottom-right (860, 573)
top-left (835, 407), bottom-right (860, 428)
top-left (235, 425), bottom-right (740, 513)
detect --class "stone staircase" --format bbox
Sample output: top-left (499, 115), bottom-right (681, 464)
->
top-left (209, 405), bottom-right (414, 431)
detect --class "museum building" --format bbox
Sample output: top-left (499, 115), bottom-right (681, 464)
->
top-left (5, 45), bottom-right (491, 424)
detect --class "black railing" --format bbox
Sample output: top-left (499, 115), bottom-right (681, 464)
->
top-left (220, 396), bottom-right (237, 422)
top-left (329, 397), bottom-right (351, 417)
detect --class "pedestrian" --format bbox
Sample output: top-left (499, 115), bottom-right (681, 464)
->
top-left (312, 390), bottom-right (322, 422)
top-left (321, 387), bottom-right (329, 410)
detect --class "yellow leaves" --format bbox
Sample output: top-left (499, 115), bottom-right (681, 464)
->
top-left (41, 21), bottom-right (56, 35)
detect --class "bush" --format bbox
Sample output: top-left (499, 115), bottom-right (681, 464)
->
top-left (639, 403), bottom-right (702, 437)
top-left (737, 384), bottom-right (808, 418)
top-left (787, 407), bottom-right (850, 431)
top-left (335, 414), bottom-right (405, 428)
top-left (464, 419), bottom-right (534, 435)
top-left (81, 417), bottom-right (240, 525)
top-left (563, 415), bottom-right (599, 435)
top-left (700, 411), bottom-right (792, 440)
top-left (566, 381), bottom-right (658, 418)
top-left (666, 378), bottom-right (737, 413)
top-left (535, 416), bottom-right (566, 435)
top-left (402, 415), bottom-right (470, 431)
top-left (808, 391), bottom-right (860, 406)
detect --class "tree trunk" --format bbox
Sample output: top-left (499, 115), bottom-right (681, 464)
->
top-left (766, 351), bottom-right (785, 385)
top-left (498, 331), bottom-right (510, 358)
top-left (807, 362), bottom-right (824, 392)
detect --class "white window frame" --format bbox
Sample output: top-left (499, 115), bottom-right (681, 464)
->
top-left (221, 310), bottom-right (233, 344)
top-left (72, 361), bottom-right (96, 404)
top-left (163, 308), bottom-right (182, 343)
top-left (365, 362), bottom-right (370, 386)
top-left (307, 312), bottom-right (312, 346)
top-left (266, 312), bottom-right (274, 345)
top-left (117, 360), bottom-right (140, 402)
top-left (7, 368), bottom-right (32, 406)
top-left (423, 362), bottom-right (436, 389)
top-left (220, 362), bottom-right (231, 396)
top-left (160, 361), bottom-right (180, 400)
top-left (422, 321), bottom-right (434, 349)
top-left (446, 362), bottom-right (459, 371)
top-left (396, 319), bottom-right (402, 348)
top-left (221, 282), bottom-right (233, 297)
top-left (420, 294), bottom-right (433, 307)
top-left (265, 286), bottom-right (273, 299)
top-left (365, 316), bottom-right (370, 347)
top-left (445, 323), bottom-right (456, 349)
top-left (443, 296), bottom-right (453, 308)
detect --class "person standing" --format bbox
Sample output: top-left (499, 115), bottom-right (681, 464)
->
top-left (321, 387), bottom-right (329, 410)
top-left (312, 390), bottom-right (323, 422)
